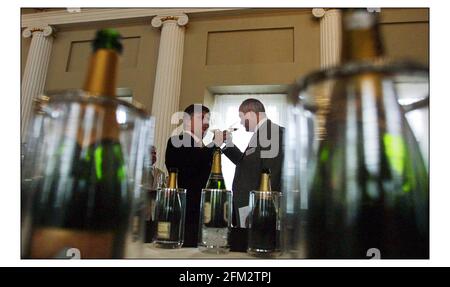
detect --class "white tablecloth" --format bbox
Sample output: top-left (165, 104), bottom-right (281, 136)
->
top-left (141, 244), bottom-right (254, 259)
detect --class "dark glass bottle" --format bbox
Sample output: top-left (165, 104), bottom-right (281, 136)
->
top-left (248, 169), bottom-right (279, 255)
top-left (306, 9), bottom-right (429, 259)
top-left (204, 148), bottom-right (228, 228)
top-left (25, 29), bottom-right (131, 258)
top-left (154, 168), bottom-right (183, 246)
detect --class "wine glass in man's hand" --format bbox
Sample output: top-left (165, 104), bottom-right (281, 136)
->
top-left (212, 128), bottom-right (236, 146)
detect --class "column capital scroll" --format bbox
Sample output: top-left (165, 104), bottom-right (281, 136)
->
top-left (151, 13), bottom-right (189, 28)
top-left (312, 8), bottom-right (327, 18)
top-left (22, 25), bottom-right (56, 38)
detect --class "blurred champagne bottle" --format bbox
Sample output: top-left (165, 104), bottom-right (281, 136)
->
top-left (307, 9), bottom-right (429, 259)
top-left (24, 29), bottom-right (131, 258)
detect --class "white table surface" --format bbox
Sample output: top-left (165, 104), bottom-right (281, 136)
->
top-left (140, 244), bottom-right (289, 259)
top-left (141, 244), bottom-right (254, 259)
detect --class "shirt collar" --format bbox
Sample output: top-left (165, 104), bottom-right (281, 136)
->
top-left (255, 117), bottom-right (268, 132)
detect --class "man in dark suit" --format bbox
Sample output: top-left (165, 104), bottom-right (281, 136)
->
top-left (214, 99), bottom-right (284, 227)
top-left (165, 104), bottom-right (214, 247)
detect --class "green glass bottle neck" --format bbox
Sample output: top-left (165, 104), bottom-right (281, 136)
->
top-left (211, 149), bottom-right (222, 174)
top-left (341, 10), bottom-right (384, 62)
top-left (208, 149), bottom-right (226, 189)
top-left (83, 49), bottom-right (119, 97)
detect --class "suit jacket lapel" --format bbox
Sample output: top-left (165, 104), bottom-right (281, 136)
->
top-left (252, 119), bottom-right (271, 150)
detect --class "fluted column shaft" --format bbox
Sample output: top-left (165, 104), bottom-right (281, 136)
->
top-left (150, 15), bottom-right (188, 170)
top-left (21, 26), bottom-right (55, 140)
top-left (313, 9), bottom-right (342, 69)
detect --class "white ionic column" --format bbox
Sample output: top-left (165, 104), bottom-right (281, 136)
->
top-left (313, 8), bottom-right (342, 69)
top-left (151, 14), bottom-right (188, 170)
top-left (21, 25), bottom-right (55, 140)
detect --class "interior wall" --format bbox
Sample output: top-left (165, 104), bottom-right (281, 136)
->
top-left (180, 9), bottom-right (320, 110)
top-left (20, 8), bottom-right (429, 113)
top-left (381, 8), bottom-right (429, 65)
top-left (43, 23), bottom-right (160, 113)
top-left (179, 8), bottom-right (429, 110)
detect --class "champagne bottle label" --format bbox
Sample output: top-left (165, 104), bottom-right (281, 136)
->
top-left (157, 222), bottom-right (171, 239)
top-left (203, 202), bottom-right (211, 224)
top-left (30, 227), bottom-right (114, 259)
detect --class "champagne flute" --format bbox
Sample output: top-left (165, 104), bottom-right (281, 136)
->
top-left (210, 121), bottom-right (240, 134)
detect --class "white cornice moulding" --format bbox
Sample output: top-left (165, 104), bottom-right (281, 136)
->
top-left (21, 8), bottom-right (241, 28)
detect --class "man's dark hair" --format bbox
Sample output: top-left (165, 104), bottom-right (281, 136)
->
top-left (239, 98), bottom-right (266, 114)
top-left (184, 104), bottom-right (210, 117)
